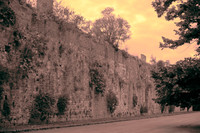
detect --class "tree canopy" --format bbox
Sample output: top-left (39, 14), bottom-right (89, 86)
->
top-left (151, 57), bottom-right (200, 110)
top-left (152, 0), bottom-right (200, 54)
top-left (53, 1), bottom-right (91, 33)
top-left (91, 7), bottom-right (131, 49)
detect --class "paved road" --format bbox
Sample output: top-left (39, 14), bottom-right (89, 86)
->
top-left (26, 112), bottom-right (200, 133)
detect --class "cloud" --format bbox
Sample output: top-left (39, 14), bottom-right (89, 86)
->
top-left (133, 14), bottom-right (146, 24)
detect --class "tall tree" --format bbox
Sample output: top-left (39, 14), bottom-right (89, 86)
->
top-left (91, 7), bottom-right (131, 49)
top-left (152, 0), bottom-right (200, 54)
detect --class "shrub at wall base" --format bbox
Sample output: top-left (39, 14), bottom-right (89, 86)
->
top-left (106, 90), bottom-right (118, 114)
top-left (29, 93), bottom-right (55, 124)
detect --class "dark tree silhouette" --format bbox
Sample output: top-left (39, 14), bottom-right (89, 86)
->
top-left (151, 58), bottom-right (200, 111)
top-left (152, 0), bottom-right (200, 54)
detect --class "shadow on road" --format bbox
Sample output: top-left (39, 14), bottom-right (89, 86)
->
top-left (176, 125), bottom-right (200, 133)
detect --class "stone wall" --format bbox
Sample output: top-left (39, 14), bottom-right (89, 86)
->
top-left (0, 0), bottom-right (162, 125)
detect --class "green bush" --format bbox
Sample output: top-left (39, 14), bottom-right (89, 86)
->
top-left (106, 90), bottom-right (118, 114)
top-left (132, 94), bottom-right (138, 108)
top-left (89, 62), bottom-right (106, 95)
top-left (140, 105), bottom-right (148, 114)
top-left (29, 93), bottom-right (55, 124)
top-left (57, 95), bottom-right (69, 115)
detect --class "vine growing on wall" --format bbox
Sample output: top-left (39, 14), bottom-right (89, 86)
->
top-left (0, 1), bottom-right (16, 27)
top-left (0, 1), bottom-right (49, 123)
top-left (29, 93), bottom-right (55, 124)
top-left (57, 95), bottom-right (69, 115)
top-left (4, 29), bottom-right (48, 79)
top-left (140, 105), bottom-right (148, 114)
top-left (0, 29), bottom-right (48, 121)
top-left (0, 0), bottom-right (48, 77)
top-left (19, 31), bottom-right (48, 74)
top-left (106, 90), bottom-right (118, 114)
top-left (89, 61), bottom-right (106, 95)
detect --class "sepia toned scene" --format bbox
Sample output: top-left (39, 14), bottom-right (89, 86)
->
top-left (0, 0), bottom-right (199, 132)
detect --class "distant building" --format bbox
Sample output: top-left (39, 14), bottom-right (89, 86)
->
top-left (37, 0), bottom-right (53, 14)
top-left (141, 54), bottom-right (146, 62)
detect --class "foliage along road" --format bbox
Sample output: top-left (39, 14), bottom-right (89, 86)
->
top-left (26, 112), bottom-right (200, 133)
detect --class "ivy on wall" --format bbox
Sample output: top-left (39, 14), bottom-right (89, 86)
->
top-left (106, 90), bottom-right (118, 114)
top-left (0, 0), bottom-right (49, 124)
top-left (29, 93), bottom-right (55, 124)
top-left (140, 105), bottom-right (148, 114)
top-left (0, 1), bottom-right (16, 27)
top-left (89, 61), bottom-right (106, 95)
top-left (57, 95), bottom-right (69, 115)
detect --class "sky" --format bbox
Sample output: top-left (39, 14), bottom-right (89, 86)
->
top-left (29, 0), bottom-right (198, 64)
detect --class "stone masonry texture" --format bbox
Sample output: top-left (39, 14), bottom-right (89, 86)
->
top-left (0, 0), bottom-right (166, 126)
